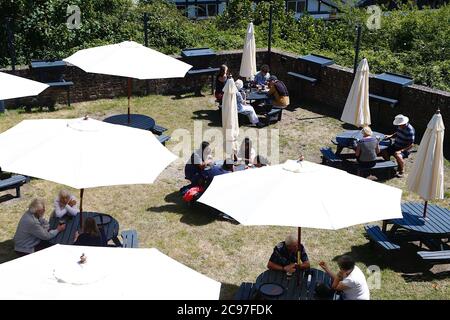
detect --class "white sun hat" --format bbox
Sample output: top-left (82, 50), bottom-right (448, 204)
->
top-left (393, 114), bottom-right (409, 126)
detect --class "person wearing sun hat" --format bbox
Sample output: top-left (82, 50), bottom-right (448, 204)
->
top-left (382, 114), bottom-right (415, 178)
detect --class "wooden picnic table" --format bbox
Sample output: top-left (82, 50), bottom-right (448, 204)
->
top-left (246, 90), bottom-right (269, 103)
top-left (49, 212), bottom-right (121, 247)
top-left (253, 268), bottom-right (336, 300)
top-left (103, 114), bottom-right (155, 131)
top-left (335, 130), bottom-right (388, 155)
top-left (384, 202), bottom-right (450, 241)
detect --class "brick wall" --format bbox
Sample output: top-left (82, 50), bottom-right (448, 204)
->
top-left (2, 48), bottom-right (449, 156)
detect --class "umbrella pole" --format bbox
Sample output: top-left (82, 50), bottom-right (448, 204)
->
top-left (423, 201), bottom-right (428, 218)
top-left (127, 78), bottom-right (132, 124)
top-left (79, 188), bottom-right (84, 229)
top-left (297, 227), bottom-right (302, 286)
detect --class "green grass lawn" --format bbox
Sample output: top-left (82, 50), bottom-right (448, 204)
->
top-left (0, 93), bottom-right (449, 299)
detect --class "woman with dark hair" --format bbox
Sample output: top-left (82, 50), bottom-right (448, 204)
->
top-left (214, 65), bottom-right (228, 104)
top-left (73, 217), bottom-right (106, 247)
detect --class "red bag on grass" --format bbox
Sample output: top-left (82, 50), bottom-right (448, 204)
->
top-left (182, 186), bottom-right (205, 202)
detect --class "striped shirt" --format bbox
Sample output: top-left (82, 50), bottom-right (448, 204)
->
top-left (394, 123), bottom-right (415, 149)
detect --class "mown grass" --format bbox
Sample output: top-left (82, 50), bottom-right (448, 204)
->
top-left (0, 93), bottom-right (449, 299)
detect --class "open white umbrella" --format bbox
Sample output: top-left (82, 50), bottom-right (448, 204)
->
top-left (0, 244), bottom-right (221, 300)
top-left (407, 110), bottom-right (445, 217)
top-left (0, 71), bottom-right (49, 100)
top-left (199, 160), bottom-right (402, 260)
top-left (340, 58), bottom-right (371, 127)
top-left (222, 79), bottom-right (239, 158)
top-left (64, 41), bottom-right (192, 122)
top-left (239, 22), bottom-right (257, 79)
top-left (0, 117), bottom-right (177, 219)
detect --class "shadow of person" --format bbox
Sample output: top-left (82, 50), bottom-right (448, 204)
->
top-left (0, 239), bottom-right (18, 264)
top-left (191, 109), bottom-right (222, 127)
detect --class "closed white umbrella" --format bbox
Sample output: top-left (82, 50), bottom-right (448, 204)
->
top-left (0, 71), bottom-right (49, 100)
top-left (340, 58), bottom-right (371, 127)
top-left (64, 41), bottom-right (192, 122)
top-left (239, 22), bottom-right (257, 79)
top-left (0, 245), bottom-right (221, 300)
top-left (0, 117), bottom-right (177, 218)
top-left (222, 79), bottom-right (239, 157)
top-left (407, 110), bottom-right (445, 217)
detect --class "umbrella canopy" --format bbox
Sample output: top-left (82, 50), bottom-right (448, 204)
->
top-left (239, 22), bottom-right (257, 79)
top-left (0, 117), bottom-right (177, 189)
top-left (407, 111), bottom-right (445, 201)
top-left (63, 41), bottom-right (192, 80)
top-left (0, 71), bottom-right (49, 100)
top-left (222, 79), bottom-right (239, 157)
top-left (198, 160), bottom-right (402, 229)
top-left (340, 58), bottom-right (371, 127)
top-left (0, 245), bottom-right (221, 300)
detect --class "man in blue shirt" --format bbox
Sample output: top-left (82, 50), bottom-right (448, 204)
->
top-left (268, 234), bottom-right (310, 274)
top-left (382, 114), bottom-right (415, 177)
top-left (253, 64), bottom-right (270, 86)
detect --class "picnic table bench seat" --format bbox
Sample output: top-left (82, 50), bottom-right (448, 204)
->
top-left (320, 147), bottom-right (343, 168)
top-left (364, 225), bottom-right (401, 251)
top-left (234, 282), bottom-right (257, 300)
top-left (356, 160), bottom-right (397, 179)
top-left (369, 93), bottom-right (398, 107)
top-left (151, 124), bottom-right (168, 135)
top-left (156, 134), bottom-right (170, 146)
top-left (417, 250), bottom-right (450, 265)
top-left (288, 72), bottom-right (318, 85)
top-left (0, 175), bottom-right (28, 198)
top-left (121, 230), bottom-right (139, 248)
top-left (264, 107), bottom-right (283, 126)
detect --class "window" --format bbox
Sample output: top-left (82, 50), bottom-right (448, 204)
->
top-left (287, 1), bottom-right (306, 13)
top-left (287, 1), bottom-right (297, 12)
top-left (207, 3), bottom-right (217, 16)
top-left (297, 1), bottom-right (306, 13)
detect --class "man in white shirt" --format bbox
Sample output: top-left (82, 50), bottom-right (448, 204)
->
top-left (319, 255), bottom-right (370, 300)
top-left (54, 189), bottom-right (79, 218)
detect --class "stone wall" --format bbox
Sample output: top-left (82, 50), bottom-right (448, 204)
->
top-left (2, 48), bottom-right (449, 156)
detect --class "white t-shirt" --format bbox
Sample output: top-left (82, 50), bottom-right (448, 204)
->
top-left (341, 266), bottom-right (370, 300)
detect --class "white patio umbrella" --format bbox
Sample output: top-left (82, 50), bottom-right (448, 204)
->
top-left (0, 245), bottom-right (221, 300)
top-left (222, 78), bottom-right (239, 158)
top-left (0, 71), bottom-right (49, 100)
top-left (340, 58), bottom-right (371, 127)
top-left (239, 22), bottom-right (257, 79)
top-left (64, 41), bottom-right (192, 122)
top-left (407, 110), bottom-right (445, 217)
top-left (0, 117), bottom-right (177, 220)
top-left (198, 160), bottom-right (402, 251)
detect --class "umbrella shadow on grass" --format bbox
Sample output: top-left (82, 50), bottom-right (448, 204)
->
top-left (146, 191), bottom-right (220, 226)
top-left (0, 240), bottom-right (17, 264)
top-left (191, 109), bottom-right (222, 127)
top-left (336, 241), bottom-right (433, 275)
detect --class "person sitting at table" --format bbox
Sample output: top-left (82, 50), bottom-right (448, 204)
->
top-left (267, 75), bottom-right (290, 108)
top-left (255, 155), bottom-right (270, 167)
top-left (53, 189), bottom-right (79, 219)
top-left (381, 114), bottom-right (415, 178)
top-left (267, 234), bottom-right (310, 273)
top-left (253, 64), bottom-right (270, 86)
top-left (319, 255), bottom-right (370, 300)
top-left (73, 217), bottom-right (107, 247)
top-left (235, 80), bottom-right (263, 127)
top-left (214, 64), bottom-right (229, 104)
top-left (203, 159), bottom-right (234, 187)
top-left (355, 126), bottom-right (380, 169)
top-left (185, 141), bottom-right (213, 185)
top-left (238, 137), bottom-right (256, 165)
top-left (14, 199), bottom-right (65, 256)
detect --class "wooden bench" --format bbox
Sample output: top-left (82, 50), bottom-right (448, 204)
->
top-left (369, 93), bottom-right (398, 107)
top-left (417, 250), bottom-right (450, 265)
top-left (288, 72), bottom-right (318, 85)
top-left (0, 175), bottom-right (28, 198)
top-left (121, 230), bottom-right (139, 248)
top-left (264, 107), bottom-right (283, 126)
top-left (157, 134), bottom-right (170, 146)
top-left (234, 282), bottom-right (257, 300)
top-left (364, 225), bottom-right (401, 251)
top-left (356, 160), bottom-right (397, 179)
top-left (151, 124), bottom-right (168, 136)
top-left (320, 147), bottom-right (343, 168)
